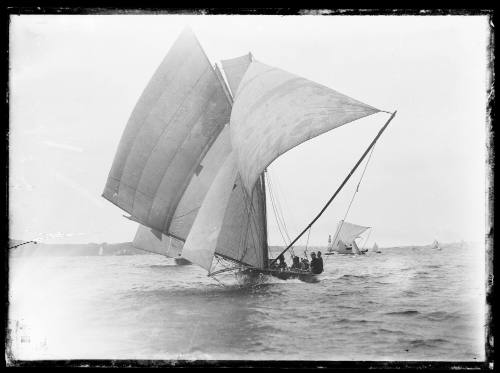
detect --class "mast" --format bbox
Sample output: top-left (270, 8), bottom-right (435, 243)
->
top-left (261, 171), bottom-right (269, 268)
top-left (271, 111), bottom-right (397, 264)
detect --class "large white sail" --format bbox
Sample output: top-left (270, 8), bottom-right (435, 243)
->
top-left (181, 152), bottom-right (239, 271)
top-left (230, 60), bottom-right (380, 194)
top-left (102, 28), bottom-right (232, 239)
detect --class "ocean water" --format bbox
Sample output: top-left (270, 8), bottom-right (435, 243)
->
top-left (7, 245), bottom-right (486, 361)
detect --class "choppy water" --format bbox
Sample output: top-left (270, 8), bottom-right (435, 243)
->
top-left (8, 245), bottom-right (485, 361)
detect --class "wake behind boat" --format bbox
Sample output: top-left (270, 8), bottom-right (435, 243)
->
top-left (102, 27), bottom-right (396, 283)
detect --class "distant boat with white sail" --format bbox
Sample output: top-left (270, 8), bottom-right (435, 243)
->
top-left (371, 242), bottom-right (382, 253)
top-left (430, 240), bottom-right (441, 250)
top-left (326, 220), bottom-right (371, 255)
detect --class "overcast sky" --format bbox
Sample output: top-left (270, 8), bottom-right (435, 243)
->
top-left (9, 14), bottom-right (490, 247)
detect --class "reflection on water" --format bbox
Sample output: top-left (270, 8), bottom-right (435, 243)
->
top-left (8, 245), bottom-right (485, 361)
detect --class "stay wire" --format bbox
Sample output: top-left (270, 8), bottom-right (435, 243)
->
top-left (326, 144), bottom-right (377, 263)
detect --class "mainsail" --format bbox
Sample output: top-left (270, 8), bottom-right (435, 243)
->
top-left (102, 27), bottom-right (232, 242)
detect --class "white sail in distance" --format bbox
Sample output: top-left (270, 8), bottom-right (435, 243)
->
top-left (331, 220), bottom-right (370, 250)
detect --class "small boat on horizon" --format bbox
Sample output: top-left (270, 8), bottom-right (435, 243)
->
top-left (371, 242), bottom-right (382, 253)
top-left (326, 220), bottom-right (371, 256)
top-left (430, 240), bottom-right (442, 250)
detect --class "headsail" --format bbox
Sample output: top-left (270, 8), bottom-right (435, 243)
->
top-left (181, 56), bottom-right (268, 271)
top-left (230, 60), bottom-right (380, 194)
top-left (102, 27), bottom-right (232, 239)
top-left (181, 152), bottom-right (239, 270)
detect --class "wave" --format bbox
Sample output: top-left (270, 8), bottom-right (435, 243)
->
top-left (408, 338), bottom-right (448, 348)
top-left (337, 318), bottom-right (379, 324)
top-left (340, 274), bottom-right (371, 280)
top-left (423, 311), bottom-right (460, 321)
top-left (376, 328), bottom-right (408, 336)
top-left (385, 310), bottom-right (420, 316)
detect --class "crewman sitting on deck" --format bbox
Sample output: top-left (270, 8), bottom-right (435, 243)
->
top-left (310, 252), bottom-right (323, 274)
top-left (291, 256), bottom-right (300, 270)
top-left (317, 251), bottom-right (324, 273)
top-left (300, 257), bottom-right (310, 271)
top-left (277, 254), bottom-right (287, 270)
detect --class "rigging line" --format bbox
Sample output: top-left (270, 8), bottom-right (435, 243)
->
top-left (210, 275), bottom-right (227, 288)
top-left (269, 170), bottom-right (297, 241)
top-left (268, 176), bottom-right (292, 256)
top-left (265, 174), bottom-right (290, 247)
top-left (268, 171), bottom-right (293, 249)
top-left (271, 110), bottom-right (397, 265)
top-left (331, 144), bottom-right (376, 248)
top-left (265, 173), bottom-right (291, 258)
top-left (326, 146), bottom-right (376, 263)
top-left (271, 173), bottom-right (293, 244)
top-left (267, 171), bottom-right (292, 243)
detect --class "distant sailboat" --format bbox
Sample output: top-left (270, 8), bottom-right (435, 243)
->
top-left (372, 242), bottom-right (382, 253)
top-left (326, 220), bottom-right (370, 255)
top-left (102, 28), bottom-right (396, 281)
top-left (431, 240), bottom-right (441, 250)
top-left (98, 246), bottom-right (104, 256)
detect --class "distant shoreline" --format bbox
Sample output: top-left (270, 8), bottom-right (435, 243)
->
top-left (8, 239), bottom-right (474, 258)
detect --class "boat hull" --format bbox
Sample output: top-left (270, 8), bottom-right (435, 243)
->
top-left (174, 257), bottom-right (192, 265)
top-left (241, 268), bottom-right (319, 283)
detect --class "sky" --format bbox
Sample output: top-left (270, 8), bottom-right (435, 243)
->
top-left (9, 14), bottom-right (490, 247)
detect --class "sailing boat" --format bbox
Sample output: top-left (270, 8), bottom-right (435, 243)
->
top-left (430, 240), bottom-right (441, 250)
top-left (326, 220), bottom-right (370, 255)
top-left (372, 242), bottom-right (382, 253)
top-left (102, 28), bottom-right (396, 282)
